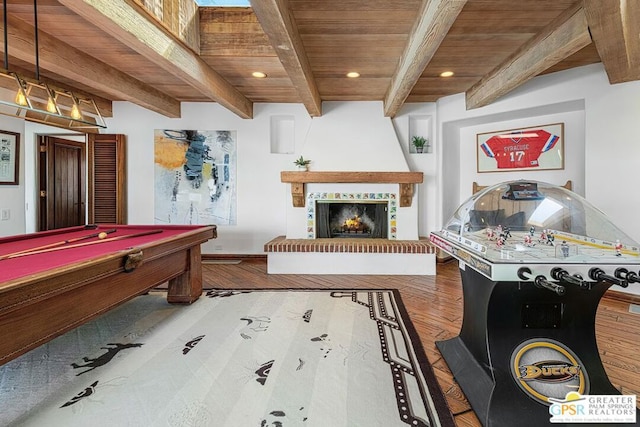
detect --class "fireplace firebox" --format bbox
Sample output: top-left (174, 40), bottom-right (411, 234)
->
top-left (315, 201), bottom-right (388, 238)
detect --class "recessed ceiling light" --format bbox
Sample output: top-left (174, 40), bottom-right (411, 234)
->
top-left (440, 71), bottom-right (454, 77)
top-left (252, 71), bottom-right (267, 78)
top-left (346, 72), bottom-right (360, 78)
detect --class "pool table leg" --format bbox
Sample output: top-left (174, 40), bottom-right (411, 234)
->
top-left (167, 246), bottom-right (203, 304)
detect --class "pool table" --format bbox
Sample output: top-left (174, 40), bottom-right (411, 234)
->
top-left (0, 224), bottom-right (216, 365)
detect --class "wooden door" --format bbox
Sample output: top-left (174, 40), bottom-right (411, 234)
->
top-left (38, 136), bottom-right (86, 231)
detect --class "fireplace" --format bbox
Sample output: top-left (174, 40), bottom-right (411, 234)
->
top-left (316, 201), bottom-right (388, 238)
top-left (306, 192), bottom-right (397, 239)
top-left (268, 102), bottom-right (433, 274)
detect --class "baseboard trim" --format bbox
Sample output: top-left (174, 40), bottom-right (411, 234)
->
top-left (202, 254), bottom-right (267, 261)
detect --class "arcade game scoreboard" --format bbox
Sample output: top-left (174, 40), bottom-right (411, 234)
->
top-left (429, 180), bottom-right (639, 426)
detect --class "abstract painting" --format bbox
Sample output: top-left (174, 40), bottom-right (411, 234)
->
top-left (154, 129), bottom-right (236, 225)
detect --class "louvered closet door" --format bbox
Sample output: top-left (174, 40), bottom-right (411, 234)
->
top-left (88, 134), bottom-right (127, 224)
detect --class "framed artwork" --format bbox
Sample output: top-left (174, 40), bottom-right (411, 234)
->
top-left (154, 129), bottom-right (237, 225)
top-left (477, 123), bottom-right (564, 173)
top-left (0, 130), bottom-right (19, 185)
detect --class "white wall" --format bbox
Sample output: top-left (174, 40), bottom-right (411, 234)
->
top-left (393, 103), bottom-right (438, 239)
top-left (104, 102), bottom-right (312, 254)
top-left (434, 63), bottom-right (640, 244)
top-left (584, 80), bottom-right (640, 244)
top-left (283, 101), bottom-right (422, 240)
top-left (301, 101), bottom-right (410, 171)
top-left (438, 104), bottom-right (586, 228)
top-left (432, 64), bottom-right (640, 296)
top-left (0, 117), bottom-right (91, 237)
top-left (2, 63), bottom-right (640, 259)
top-left (106, 101), bottom-right (435, 251)
top-left (0, 116), bottom-right (25, 237)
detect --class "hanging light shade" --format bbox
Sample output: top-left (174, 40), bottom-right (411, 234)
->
top-left (44, 84), bottom-right (59, 114)
top-left (12, 73), bottom-right (30, 107)
top-left (69, 94), bottom-right (82, 120)
top-left (0, 71), bottom-right (107, 129)
top-left (0, 0), bottom-right (107, 130)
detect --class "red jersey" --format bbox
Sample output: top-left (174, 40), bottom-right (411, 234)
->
top-left (480, 130), bottom-right (559, 169)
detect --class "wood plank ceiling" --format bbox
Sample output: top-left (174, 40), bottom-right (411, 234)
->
top-left (0, 0), bottom-right (637, 122)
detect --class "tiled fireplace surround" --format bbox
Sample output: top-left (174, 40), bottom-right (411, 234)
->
top-left (265, 172), bottom-right (436, 275)
top-left (306, 191), bottom-right (397, 239)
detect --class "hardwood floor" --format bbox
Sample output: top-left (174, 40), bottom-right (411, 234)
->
top-left (202, 258), bottom-right (640, 426)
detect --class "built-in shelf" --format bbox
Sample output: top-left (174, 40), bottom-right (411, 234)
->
top-left (280, 171), bottom-right (424, 207)
top-left (409, 114), bottom-right (432, 154)
top-left (270, 115), bottom-right (295, 154)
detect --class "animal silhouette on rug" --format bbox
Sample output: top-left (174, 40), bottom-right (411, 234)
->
top-left (310, 333), bottom-right (332, 358)
top-left (60, 380), bottom-right (99, 408)
top-left (255, 359), bottom-right (274, 385)
top-left (71, 343), bottom-right (143, 375)
top-left (239, 316), bottom-right (271, 339)
top-left (183, 335), bottom-right (205, 355)
top-left (260, 406), bottom-right (308, 426)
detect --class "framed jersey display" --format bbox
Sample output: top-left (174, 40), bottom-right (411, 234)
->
top-left (477, 123), bottom-right (564, 173)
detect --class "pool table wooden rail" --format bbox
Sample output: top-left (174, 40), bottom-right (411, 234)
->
top-left (0, 225), bottom-right (216, 365)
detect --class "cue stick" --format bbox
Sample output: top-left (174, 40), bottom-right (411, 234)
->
top-left (0, 229), bottom-right (164, 260)
top-left (0, 228), bottom-right (118, 260)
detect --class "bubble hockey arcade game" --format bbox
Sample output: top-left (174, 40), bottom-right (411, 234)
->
top-left (429, 180), bottom-right (640, 426)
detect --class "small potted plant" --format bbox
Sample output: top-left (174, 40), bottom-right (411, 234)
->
top-left (294, 155), bottom-right (311, 171)
top-left (412, 136), bottom-right (428, 153)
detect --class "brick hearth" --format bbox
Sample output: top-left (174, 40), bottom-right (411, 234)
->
top-left (264, 236), bottom-right (436, 254)
top-left (264, 236), bottom-right (436, 275)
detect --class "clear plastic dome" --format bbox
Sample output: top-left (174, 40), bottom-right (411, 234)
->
top-left (440, 180), bottom-right (639, 264)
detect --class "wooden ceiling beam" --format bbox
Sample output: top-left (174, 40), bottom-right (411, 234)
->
top-left (2, 15), bottom-right (178, 118)
top-left (250, 0), bottom-right (322, 117)
top-left (584, 0), bottom-right (640, 84)
top-left (383, 0), bottom-right (467, 118)
top-left (466, 2), bottom-right (592, 110)
top-left (58, 0), bottom-right (253, 119)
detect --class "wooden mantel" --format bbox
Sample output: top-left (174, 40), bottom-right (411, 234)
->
top-left (280, 171), bottom-right (424, 207)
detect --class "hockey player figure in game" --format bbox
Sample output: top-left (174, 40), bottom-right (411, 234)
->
top-left (529, 226), bottom-right (535, 237)
top-left (503, 227), bottom-right (511, 239)
top-left (615, 239), bottom-right (623, 256)
top-left (539, 229), bottom-right (547, 244)
top-left (523, 234), bottom-right (534, 247)
top-left (546, 231), bottom-right (555, 245)
top-left (561, 241), bottom-right (570, 257)
top-left (486, 227), bottom-right (496, 241)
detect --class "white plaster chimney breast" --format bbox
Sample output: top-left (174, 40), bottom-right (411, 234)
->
top-left (272, 101), bottom-right (433, 274)
top-left (300, 101), bottom-right (410, 172)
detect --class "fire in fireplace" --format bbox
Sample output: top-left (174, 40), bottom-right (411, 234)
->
top-left (315, 201), bottom-right (388, 238)
top-left (343, 214), bottom-right (367, 233)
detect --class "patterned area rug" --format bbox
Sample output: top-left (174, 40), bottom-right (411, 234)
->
top-left (0, 289), bottom-right (454, 426)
